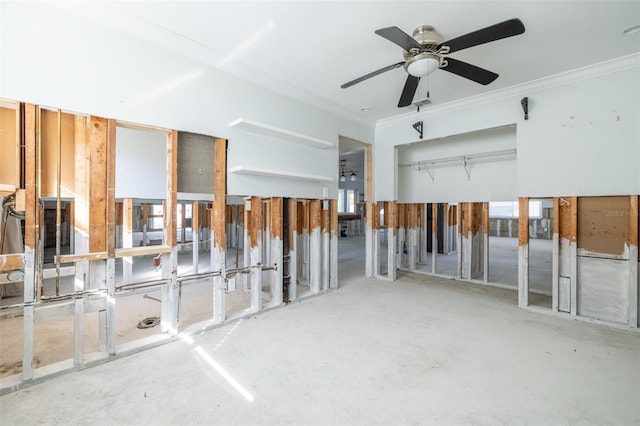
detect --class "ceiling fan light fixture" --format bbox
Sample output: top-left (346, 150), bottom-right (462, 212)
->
top-left (406, 53), bottom-right (441, 77)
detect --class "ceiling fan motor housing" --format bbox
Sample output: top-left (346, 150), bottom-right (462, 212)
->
top-left (403, 25), bottom-right (449, 75)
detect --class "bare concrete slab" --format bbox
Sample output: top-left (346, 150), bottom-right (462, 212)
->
top-left (1, 237), bottom-right (639, 425)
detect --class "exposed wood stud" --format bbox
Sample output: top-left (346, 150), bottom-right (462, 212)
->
top-left (518, 197), bottom-right (529, 308)
top-left (483, 202), bottom-right (489, 283)
top-left (309, 199), bottom-right (321, 293)
top-left (250, 196), bottom-right (263, 312)
top-left (329, 199), bottom-right (338, 289)
top-left (629, 195), bottom-right (638, 327)
top-left (552, 197), bottom-right (560, 312)
top-left (192, 201), bottom-right (200, 274)
top-left (161, 130), bottom-right (179, 333)
top-left (569, 196), bottom-right (578, 316)
top-left (288, 198), bottom-right (298, 300)
top-left (22, 103), bottom-right (38, 380)
top-left (270, 197), bottom-right (283, 304)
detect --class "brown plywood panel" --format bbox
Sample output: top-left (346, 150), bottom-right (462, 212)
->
top-left (578, 196), bottom-right (630, 256)
top-left (40, 110), bottom-right (75, 198)
top-left (0, 106), bottom-right (18, 188)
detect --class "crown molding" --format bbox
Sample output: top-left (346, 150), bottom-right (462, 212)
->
top-left (376, 53), bottom-right (640, 129)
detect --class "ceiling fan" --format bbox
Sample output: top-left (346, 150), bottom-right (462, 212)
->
top-left (341, 19), bottom-right (525, 107)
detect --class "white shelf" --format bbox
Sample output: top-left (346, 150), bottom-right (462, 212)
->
top-left (229, 118), bottom-right (333, 150)
top-left (229, 165), bottom-right (333, 183)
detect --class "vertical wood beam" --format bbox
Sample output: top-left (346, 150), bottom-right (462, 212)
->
top-left (483, 202), bottom-right (489, 283)
top-left (320, 200), bottom-right (330, 291)
top-left (629, 195), bottom-right (638, 327)
top-left (104, 119), bottom-right (116, 354)
top-left (552, 197), bottom-right (560, 312)
top-left (270, 197), bottom-right (283, 305)
top-left (309, 199), bottom-right (321, 293)
top-left (211, 137), bottom-right (226, 323)
top-left (432, 203), bottom-right (438, 274)
top-left (518, 197), bottom-right (529, 308)
top-left (288, 198), bottom-right (298, 300)
top-left (569, 196), bottom-right (578, 316)
top-left (22, 104), bottom-right (38, 380)
top-left (122, 199), bottom-right (133, 284)
top-left (159, 130), bottom-right (179, 334)
top-left (243, 199), bottom-right (251, 292)
top-left (192, 201), bottom-right (199, 273)
top-left (457, 203), bottom-right (463, 278)
top-left (364, 144), bottom-right (374, 277)
top-left (386, 201), bottom-right (397, 281)
top-left (250, 196), bottom-right (263, 312)
top-left (329, 199), bottom-right (338, 290)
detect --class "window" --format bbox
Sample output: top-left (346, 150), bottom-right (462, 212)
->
top-left (347, 189), bottom-right (355, 213)
top-left (338, 190), bottom-right (345, 213)
top-left (489, 201), bottom-right (543, 219)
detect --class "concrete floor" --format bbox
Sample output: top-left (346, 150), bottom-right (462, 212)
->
top-left (1, 235), bottom-right (639, 425)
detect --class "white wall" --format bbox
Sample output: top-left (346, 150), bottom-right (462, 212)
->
top-left (375, 57), bottom-right (640, 201)
top-left (397, 126), bottom-right (517, 203)
top-left (115, 127), bottom-right (167, 199)
top-left (0, 2), bottom-right (373, 200)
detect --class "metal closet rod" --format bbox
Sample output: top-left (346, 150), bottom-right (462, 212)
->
top-left (400, 148), bottom-right (517, 169)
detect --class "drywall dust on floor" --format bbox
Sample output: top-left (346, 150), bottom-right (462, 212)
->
top-left (1, 235), bottom-right (639, 425)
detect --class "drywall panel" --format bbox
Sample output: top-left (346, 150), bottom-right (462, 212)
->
top-left (397, 126), bottom-right (517, 203)
top-left (0, 2), bottom-right (373, 200)
top-left (177, 131), bottom-right (214, 195)
top-left (578, 196), bottom-right (630, 257)
top-left (577, 257), bottom-right (629, 323)
top-left (115, 127), bottom-right (166, 199)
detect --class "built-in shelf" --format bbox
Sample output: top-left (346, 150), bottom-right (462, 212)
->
top-left (230, 165), bottom-right (333, 183)
top-left (229, 118), bottom-right (333, 150)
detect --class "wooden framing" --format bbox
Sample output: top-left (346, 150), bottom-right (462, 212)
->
top-left (211, 137), bottom-right (226, 323)
top-left (629, 195), bottom-right (638, 327)
top-left (250, 196), bottom-right (263, 312)
top-left (22, 103), bottom-right (38, 380)
top-left (309, 199), bottom-right (321, 293)
top-left (192, 200), bottom-right (200, 273)
top-left (288, 198), bottom-right (298, 300)
top-left (432, 203), bottom-right (437, 274)
top-left (518, 197), bottom-right (529, 307)
top-left (330, 199), bottom-right (338, 289)
top-left (270, 197), bottom-right (283, 305)
top-left (365, 144), bottom-right (374, 277)
top-left (482, 202), bottom-right (489, 283)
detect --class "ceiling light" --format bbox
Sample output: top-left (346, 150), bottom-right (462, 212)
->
top-left (360, 106), bottom-right (370, 112)
top-left (340, 173), bottom-right (346, 182)
top-left (405, 53), bottom-right (441, 77)
top-left (622, 24), bottom-right (640, 35)
top-left (350, 171), bottom-right (357, 181)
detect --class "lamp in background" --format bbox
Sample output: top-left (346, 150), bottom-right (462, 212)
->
top-left (339, 159), bottom-right (358, 182)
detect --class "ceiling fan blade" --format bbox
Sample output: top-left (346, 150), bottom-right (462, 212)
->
top-left (438, 18), bottom-right (525, 54)
top-left (441, 57), bottom-right (498, 85)
top-left (375, 26), bottom-right (422, 51)
top-left (341, 62), bottom-right (405, 89)
top-left (398, 75), bottom-right (420, 107)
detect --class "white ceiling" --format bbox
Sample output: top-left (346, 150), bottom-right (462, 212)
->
top-left (61, 1), bottom-right (640, 124)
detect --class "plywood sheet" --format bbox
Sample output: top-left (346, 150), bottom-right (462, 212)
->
top-left (0, 107), bottom-right (18, 188)
top-left (40, 110), bottom-right (75, 198)
top-left (578, 196), bottom-right (630, 256)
